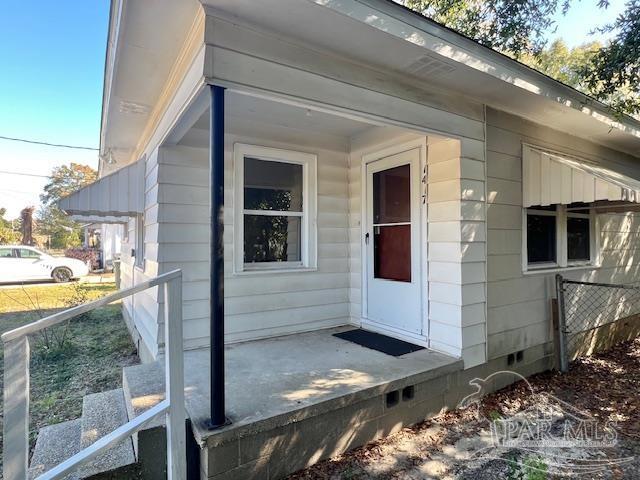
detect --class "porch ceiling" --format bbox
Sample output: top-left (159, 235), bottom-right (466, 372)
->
top-left (101, 0), bottom-right (200, 170)
top-left (178, 91), bottom-right (378, 149)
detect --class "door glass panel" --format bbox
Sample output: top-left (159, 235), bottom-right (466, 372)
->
top-left (373, 164), bottom-right (410, 224)
top-left (374, 224), bottom-right (411, 282)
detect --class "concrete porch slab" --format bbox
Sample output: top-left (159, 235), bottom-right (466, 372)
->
top-left (182, 327), bottom-right (462, 446)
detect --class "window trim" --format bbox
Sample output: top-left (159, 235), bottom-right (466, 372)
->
top-left (522, 205), bottom-right (599, 273)
top-left (233, 143), bottom-right (317, 274)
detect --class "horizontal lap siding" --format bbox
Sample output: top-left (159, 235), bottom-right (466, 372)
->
top-left (485, 107), bottom-right (640, 360)
top-left (116, 151), bottom-right (162, 359)
top-left (157, 128), bottom-right (350, 349)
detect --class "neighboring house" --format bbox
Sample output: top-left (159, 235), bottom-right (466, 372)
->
top-left (80, 222), bottom-right (124, 270)
top-left (50, 0), bottom-right (640, 478)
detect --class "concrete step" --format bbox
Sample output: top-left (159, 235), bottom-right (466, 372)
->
top-left (78, 388), bottom-right (136, 478)
top-left (122, 361), bottom-right (168, 479)
top-left (122, 361), bottom-right (165, 425)
top-left (29, 419), bottom-right (82, 480)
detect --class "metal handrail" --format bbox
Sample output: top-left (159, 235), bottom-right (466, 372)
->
top-left (2, 270), bottom-right (186, 480)
top-left (1, 269), bottom-right (182, 342)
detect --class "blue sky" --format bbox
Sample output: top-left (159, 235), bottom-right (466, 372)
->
top-left (0, 1), bottom-right (108, 219)
top-left (548, 0), bottom-right (626, 47)
top-left (0, 0), bottom-right (629, 219)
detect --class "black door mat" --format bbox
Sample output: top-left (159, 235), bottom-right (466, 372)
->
top-left (333, 329), bottom-right (425, 357)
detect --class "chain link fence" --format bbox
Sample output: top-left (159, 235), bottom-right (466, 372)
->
top-left (556, 274), bottom-right (640, 371)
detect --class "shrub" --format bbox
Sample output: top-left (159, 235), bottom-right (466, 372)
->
top-left (64, 247), bottom-right (99, 270)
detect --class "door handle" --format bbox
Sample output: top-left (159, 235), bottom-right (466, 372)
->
top-left (365, 232), bottom-right (370, 245)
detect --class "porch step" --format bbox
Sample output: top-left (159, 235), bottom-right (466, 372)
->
top-left (78, 388), bottom-right (136, 478)
top-left (29, 419), bottom-right (82, 480)
top-left (122, 361), bottom-right (169, 479)
top-left (122, 361), bottom-right (165, 423)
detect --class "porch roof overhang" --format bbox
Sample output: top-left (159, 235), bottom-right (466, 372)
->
top-left (523, 144), bottom-right (640, 208)
top-left (202, 0), bottom-right (640, 156)
top-left (58, 160), bottom-right (145, 218)
top-left (70, 214), bottom-right (130, 224)
top-left (99, 0), bottom-right (201, 174)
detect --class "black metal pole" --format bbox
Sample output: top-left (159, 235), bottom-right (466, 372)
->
top-left (209, 85), bottom-right (227, 428)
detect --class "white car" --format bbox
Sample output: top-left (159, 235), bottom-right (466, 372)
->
top-left (0, 245), bottom-right (90, 284)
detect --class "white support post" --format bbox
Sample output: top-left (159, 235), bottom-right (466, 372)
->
top-left (3, 336), bottom-right (30, 480)
top-left (164, 273), bottom-right (186, 480)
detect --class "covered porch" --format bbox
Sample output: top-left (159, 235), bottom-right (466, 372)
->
top-left (123, 327), bottom-right (462, 479)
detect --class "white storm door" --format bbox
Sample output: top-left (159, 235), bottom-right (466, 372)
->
top-left (365, 148), bottom-right (422, 335)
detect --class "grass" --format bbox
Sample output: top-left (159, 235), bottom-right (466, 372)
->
top-left (0, 281), bottom-right (139, 464)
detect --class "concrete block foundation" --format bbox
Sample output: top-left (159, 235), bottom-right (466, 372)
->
top-left (199, 340), bottom-right (555, 479)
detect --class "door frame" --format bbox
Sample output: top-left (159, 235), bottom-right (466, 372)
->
top-left (359, 138), bottom-right (428, 346)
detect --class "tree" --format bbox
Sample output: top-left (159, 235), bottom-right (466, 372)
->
top-left (580, 0), bottom-right (640, 116)
top-left (0, 207), bottom-right (20, 244)
top-left (20, 207), bottom-right (35, 246)
top-left (401, 0), bottom-right (569, 58)
top-left (521, 40), bottom-right (602, 90)
top-left (40, 163), bottom-right (97, 205)
top-left (37, 163), bottom-right (97, 249)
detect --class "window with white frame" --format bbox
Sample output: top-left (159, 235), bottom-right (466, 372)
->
top-left (134, 214), bottom-right (145, 269)
top-left (524, 203), bottom-right (597, 271)
top-left (234, 144), bottom-right (317, 272)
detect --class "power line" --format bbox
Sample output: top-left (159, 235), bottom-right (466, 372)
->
top-left (0, 170), bottom-right (49, 178)
top-left (0, 134), bottom-right (99, 151)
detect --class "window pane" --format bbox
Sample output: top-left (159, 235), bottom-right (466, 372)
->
top-left (374, 224), bottom-right (411, 282)
top-left (527, 213), bottom-right (557, 264)
top-left (567, 216), bottom-right (590, 261)
top-left (244, 157), bottom-right (303, 212)
top-left (244, 215), bottom-right (301, 263)
top-left (0, 248), bottom-right (12, 258)
top-left (373, 164), bottom-right (410, 224)
top-left (19, 249), bottom-right (39, 258)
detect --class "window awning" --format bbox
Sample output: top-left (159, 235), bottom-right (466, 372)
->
top-left (523, 145), bottom-right (640, 207)
top-left (58, 160), bottom-right (145, 217)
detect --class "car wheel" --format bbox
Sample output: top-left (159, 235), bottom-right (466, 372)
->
top-left (52, 267), bottom-right (73, 283)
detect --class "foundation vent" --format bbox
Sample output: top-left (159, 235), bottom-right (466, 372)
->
top-left (404, 55), bottom-right (456, 79)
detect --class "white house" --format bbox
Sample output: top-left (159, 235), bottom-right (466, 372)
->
top-left (49, 0), bottom-right (640, 478)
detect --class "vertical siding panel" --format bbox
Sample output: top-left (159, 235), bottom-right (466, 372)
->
top-left (549, 159), bottom-right (562, 205)
top-left (582, 173), bottom-right (595, 203)
top-left (560, 163), bottom-right (572, 204)
top-left (539, 153), bottom-right (551, 205)
top-left (572, 168), bottom-right (584, 203)
top-left (528, 149), bottom-right (541, 206)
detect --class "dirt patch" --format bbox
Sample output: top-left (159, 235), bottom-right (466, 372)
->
top-left (288, 339), bottom-right (640, 479)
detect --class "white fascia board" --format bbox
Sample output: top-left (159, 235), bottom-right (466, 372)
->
top-left (313, 0), bottom-right (640, 140)
top-left (99, 0), bottom-right (126, 177)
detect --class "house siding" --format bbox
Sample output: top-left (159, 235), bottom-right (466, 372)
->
top-left (150, 121), bottom-right (352, 351)
top-left (348, 128), bottom-right (487, 368)
top-left (485, 107), bottom-right (640, 360)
